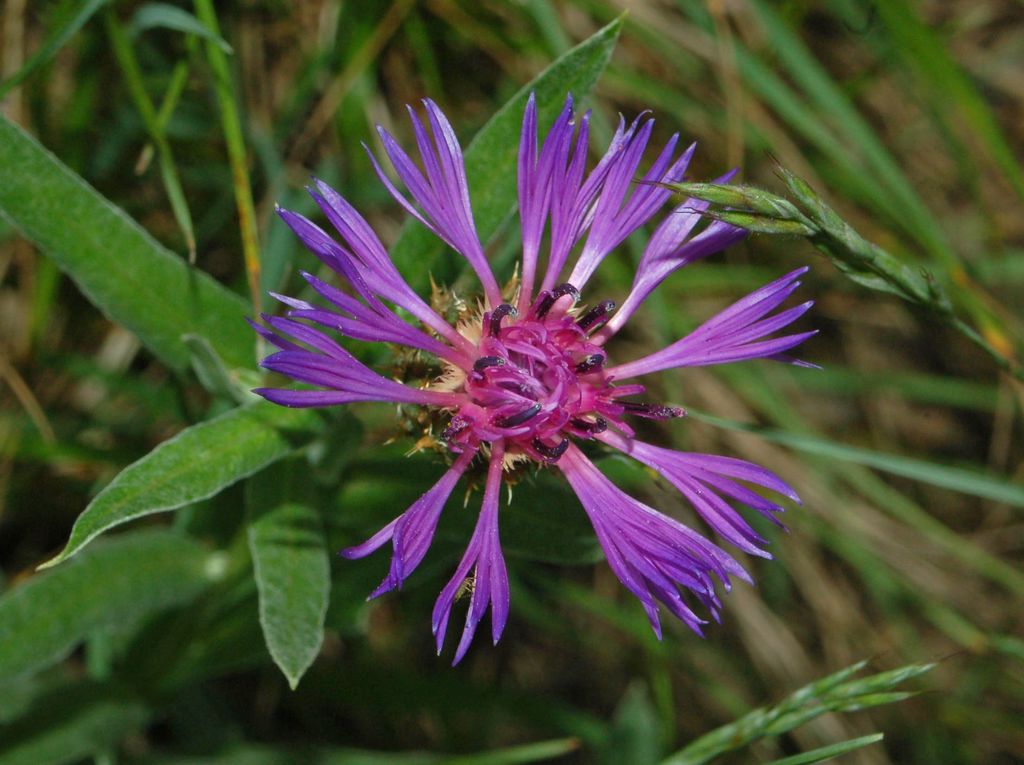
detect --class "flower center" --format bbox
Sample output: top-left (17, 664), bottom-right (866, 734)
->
top-left (441, 284), bottom-right (682, 462)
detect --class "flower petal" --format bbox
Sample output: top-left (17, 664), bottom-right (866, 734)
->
top-left (432, 441), bottom-right (509, 664)
top-left (608, 268), bottom-right (815, 378)
top-left (559, 444), bottom-right (748, 637)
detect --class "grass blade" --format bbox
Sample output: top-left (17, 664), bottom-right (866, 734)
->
top-left (766, 733), bottom-right (885, 765)
top-left (688, 410), bottom-right (1024, 508)
top-left (662, 660), bottom-right (933, 765)
top-left (0, 0), bottom-right (108, 99)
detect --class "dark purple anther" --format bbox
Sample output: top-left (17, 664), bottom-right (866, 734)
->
top-left (488, 304), bottom-right (518, 336)
top-left (534, 282), bottom-right (580, 318)
top-left (570, 416), bottom-right (608, 434)
top-left (574, 354), bottom-right (606, 374)
top-left (493, 403), bottom-right (542, 428)
top-left (621, 401), bottom-right (685, 420)
top-left (473, 355), bottom-right (506, 372)
top-left (577, 300), bottom-right (616, 332)
top-left (532, 437), bottom-right (569, 461)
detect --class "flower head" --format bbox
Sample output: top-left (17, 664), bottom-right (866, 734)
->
top-left (254, 94), bottom-right (814, 663)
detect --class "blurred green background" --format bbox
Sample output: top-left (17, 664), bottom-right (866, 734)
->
top-left (0, 1), bottom-right (1022, 763)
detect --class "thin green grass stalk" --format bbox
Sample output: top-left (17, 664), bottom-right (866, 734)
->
top-left (869, 0), bottom-right (1024, 203)
top-left (0, 0), bottom-right (108, 99)
top-left (662, 660), bottom-right (934, 765)
top-left (766, 733), bottom-right (885, 765)
top-left (663, 176), bottom-right (1024, 381)
top-left (192, 0), bottom-right (262, 324)
top-left (103, 8), bottom-right (196, 260)
top-left (135, 52), bottom-right (192, 175)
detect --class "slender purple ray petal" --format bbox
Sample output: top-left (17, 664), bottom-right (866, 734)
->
top-left (370, 102), bottom-right (501, 306)
top-left (539, 114), bottom-right (635, 294)
top-left (433, 440), bottom-right (509, 664)
top-left (339, 448), bottom-right (477, 599)
top-left (608, 268), bottom-right (815, 378)
top-left (559, 444), bottom-right (748, 636)
top-left (276, 206), bottom-right (474, 363)
top-left (598, 171), bottom-right (747, 342)
top-left (598, 430), bottom-right (799, 556)
top-left (518, 94), bottom-right (575, 308)
top-left (567, 132), bottom-right (695, 290)
top-left (259, 350), bottom-right (461, 407)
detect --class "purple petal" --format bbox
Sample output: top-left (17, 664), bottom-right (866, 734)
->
top-left (432, 442), bottom-right (509, 665)
top-left (608, 268), bottom-right (814, 378)
top-left (370, 102), bottom-right (501, 306)
top-left (559, 444), bottom-right (748, 638)
top-left (344, 448), bottom-right (477, 599)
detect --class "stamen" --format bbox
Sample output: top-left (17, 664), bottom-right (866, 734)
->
top-left (498, 380), bottom-right (537, 398)
top-left (534, 283), bottom-right (580, 318)
top-left (532, 437), bottom-right (569, 461)
top-left (493, 403), bottom-right (542, 428)
top-left (473, 355), bottom-right (506, 372)
top-left (488, 304), bottom-right (518, 336)
top-left (574, 354), bottom-right (605, 374)
top-left (620, 401), bottom-right (685, 420)
top-left (441, 415), bottom-right (472, 441)
top-left (577, 300), bottom-right (616, 332)
top-left (570, 416), bottom-right (608, 434)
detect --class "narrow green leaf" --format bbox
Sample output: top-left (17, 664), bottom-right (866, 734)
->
top-left (766, 734), bottom-right (885, 765)
top-left (0, 531), bottom-right (212, 681)
top-left (134, 737), bottom-right (579, 765)
top-left (0, 115), bottom-right (252, 371)
top-left (0, 682), bottom-right (148, 765)
top-left (0, 0), bottom-right (109, 99)
top-left (604, 683), bottom-right (662, 765)
top-left (131, 2), bottom-right (233, 53)
top-left (444, 738), bottom-right (581, 765)
top-left (105, 7), bottom-right (197, 259)
top-left (246, 461), bottom-right (330, 690)
top-left (388, 17), bottom-right (622, 289)
top-left (41, 401), bottom-right (320, 569)
top-left (688, 410), bottom-right (1024, 508)
top-left (193, 0), bottom-right (263, 315)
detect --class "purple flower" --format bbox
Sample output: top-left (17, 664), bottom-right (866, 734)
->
top-left (254, 94), bottom-right (814, 663)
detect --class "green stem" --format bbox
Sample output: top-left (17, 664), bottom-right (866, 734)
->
top-left (104, 9), bottom-right (196, 259)
top-left (192, 0), bottom-right (261, 328)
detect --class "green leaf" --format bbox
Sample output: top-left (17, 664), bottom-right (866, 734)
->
top-left (0, 0), bottom-right (109, 100)
top-left (388, 16), bottom-right (622, 289)
top-left (0, 682), bottom-right (148, 765)
top-left (766, 734), bottom-right (885, 765)
top-left (41, 401), bottom-right (320, 569)
top-left (131, 2), bottom-right (233, 53)
top-left (603, 683), bottom-right (662, 765)
top-left (0, 530), bottom-right (213, 681)
top-left (0, 115), bottom-right (252, 372)
top-left (246, 461), bottom-right (330, 690)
